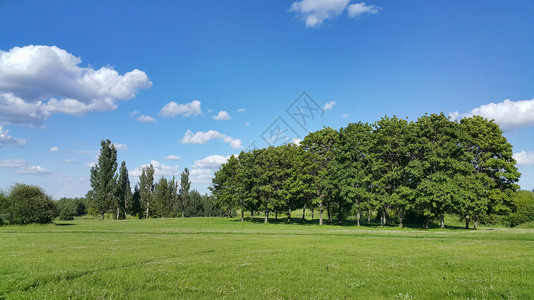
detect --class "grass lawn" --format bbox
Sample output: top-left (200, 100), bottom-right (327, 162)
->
top-left (1, 217), bottom-right (533, 299)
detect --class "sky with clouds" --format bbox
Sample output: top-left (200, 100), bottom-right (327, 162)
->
top-left (1, 0), bottom-right (533, 198)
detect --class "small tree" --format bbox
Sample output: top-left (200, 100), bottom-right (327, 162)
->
top-left (7, 184), bottom-right (57, 224)
top-left (115, 161), bottom-right (131, 220)
top-left (139, 164), bottom-right (155, 218)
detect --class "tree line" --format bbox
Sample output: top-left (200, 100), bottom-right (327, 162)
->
top-left (88, 139), bottom-right (225, 220)
top-left (211, 113), bottom-right (521, 229)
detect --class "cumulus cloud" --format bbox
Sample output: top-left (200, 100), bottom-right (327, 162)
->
top-left (0, 45), bottom-right (151, 126)
top-left (347, 2), bottom-right (380, 17)
top-left (49, 146), bottom-right (59, 152)
top-left (213, 110), bottom-right (232, 121)
top-left (514, 151), bottom-right (534, 166)
top-left (113, 143), bottom-right (128, 150)
top-left (322, 101), bottom-right (336, 110)
top-left (181, 130), bottom-right (242, 149)
top-left (0, 126), bottom-right (25, 147)
top-left (164, 154), bottom-right (181, 161)
top-left (137, 115), bottom-right (157, 123)
top-left (0, 159), bottom-right (49, 175)
top-left (237, 108), bottom-right (246, 112)
top-left (129, 160), bottom-right (180, 178)
top-left (159, 100), bottom-right (202, 117)
top-left (449, 98), bottom-right (534, 130)
top-left (289, 0), bottom-right (380, 28)
top-left (189, 168), bottom-right (215, 184)
top-left (192, 155), bottom-right (230, 169)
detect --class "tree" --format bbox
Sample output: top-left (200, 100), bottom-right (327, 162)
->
top-left (7, 184), bottom-right (57, 224)
top-left (115, 161), bottom-right (131, 220)
top-left (90, 139), bottom-right (118, 220)
top-left (153, 177), bottom-right (172, 218)
top-left (179, 168), bottom-right (191, 218)
top-left (301, 127), bottom-right (339, 225)
top-left (139, 164), bottom-right (155, 218)
top-left (129, 185), bottom-right (143, 218)
top-left (457, 116), bottom-right (520, 229)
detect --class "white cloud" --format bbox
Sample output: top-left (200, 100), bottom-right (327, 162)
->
top-left (113, 143), bottom-right (128, 150)
top-left (137, 115), bottom-right (157, 123)
top-left (0, 159), bottom-right (49, 175)
top-left (0, 45), bottom-right (151, 126)
top-left (129, 110), bottom-right (140, 117)
top-left (322, 101), bottom-right (336, 110)
top-left (159, 100), bottom-right (202, 117)
top-left (514, 151), bottom-right (534, 166)
top-left (292, 138), bottom-right (302, 145)
top-left (61, 159), bottom-right (76, 163)
top-left (164, 154), bottom-right (181, 161)
top-left (181, 130), bottom-right (242, 149)
top-left (342, 113), bottom-right (349, 118)
top-left (237, 108), bottom-right (246, 112)
top-left (347, 2), bottom-right (380, 17)
top-left (289, 0), bottom-right (380, 28)
top-left (49, 146), bottom-right (59, 152)
top-left (129, 160), bottom-right (180, 178)
top-left (213, 110), bottom-right (232, 121)
top-left (449, 98), bottom-right (534, 130)
top-left (192, 155), bottom-right (230, 169)
top-left (190, 168), bottom-right (215, 184)
top-left (0, 126), bottom-right (25, 147)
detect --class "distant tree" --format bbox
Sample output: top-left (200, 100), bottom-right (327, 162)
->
top-left (90, 139), bottom-right (118, 220)
top-left (139, 164), bottom-right (155, 218)
top-left (7, 184), bottom-right (57, 224)
top-left (56, 197), bottom-right (86, 220)
top-left (179, 168), bottom-right (191, 218)
top-left (153, 177), bottom-right (171, 218)
top-left (0, 190), bottom-right (9, 225)
top-left (129, 185), bottom-right (143, 218)
top-left (115, 161), bottom-right (131, 220)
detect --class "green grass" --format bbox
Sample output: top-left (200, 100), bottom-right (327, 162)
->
top-left (1, 217), bottom-right (533, 299)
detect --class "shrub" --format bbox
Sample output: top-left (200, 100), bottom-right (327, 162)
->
top-left (7, 184), bottom-right (57, 225)
top-left (505, 190), bottom-right (534, 227)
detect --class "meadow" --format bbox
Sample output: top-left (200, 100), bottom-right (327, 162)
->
top-left (1, 217), bottom-right (533, 299)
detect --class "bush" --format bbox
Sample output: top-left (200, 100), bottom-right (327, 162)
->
top-left (505, 191), bottom-right (534, 227)
top-left (7, 184), bottom-right (57, 225)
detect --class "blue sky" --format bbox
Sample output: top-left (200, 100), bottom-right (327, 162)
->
top-left (1, 0), bottom-right (533, 199)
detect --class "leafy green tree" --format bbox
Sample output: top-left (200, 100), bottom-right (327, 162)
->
top-left (90, 139), bottom-right (118, 220)
top-left (153, 177), bottom-right (171, 218)
top-left (458, 116), bottom-right (520, 229)
top-left (179, 168), bottom-right (191, 218)
top-left (129, 185), bottom-right (143, 218)
top-left (212, 155), bottom-right (245, 221)
top-left (7, 184), bottom-right (57, 224)
top-left (301, 127), bottom-right (339, 225)
top-left (115, 161), bottom-right (131, 220)
top-left (368, 116), bottom-right (410, 226)
top-left (139, 164), bottom-right (155, 218)
top-left (336, 122), bottom-right (373, 226)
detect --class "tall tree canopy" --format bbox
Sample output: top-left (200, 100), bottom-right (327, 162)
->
top-left (90, 139), bottom-right (118, 220)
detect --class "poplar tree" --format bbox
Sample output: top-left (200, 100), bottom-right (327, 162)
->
top-left (115, 161), bottom-right (131, 220)
top-left (179, 168), bottom-right (191, 218)
top-left (139, 164), bottom-right (154, 218)
top-left (90, 139), bottom-right (118, 221)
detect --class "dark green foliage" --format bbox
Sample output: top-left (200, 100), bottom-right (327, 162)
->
top-left (115, 161), bottom-right (131, 220)
top-left (129, 185), bottom-right (143, 218)
top-left (0, 190), bottom-right (8, 225)
top-left (212, 113), bottom-right (520, 228)
top-left (56, 197), bottom-right (86, 220)
top-left (505, 190), bottom-right (534, 227)
top-left (139, 164), bottom-right (155, 218)
top-left (6, 184), bottom-right (57, 224)
top-left (90, 139), bottom-right (118, 220)
top-left (179, 168), bottom-right (191, 218)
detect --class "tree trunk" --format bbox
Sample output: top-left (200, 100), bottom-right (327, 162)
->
top-left (100, 211), bottom-right (104, 221)
top-left (302, 204), bottom-right (306, 221)
top-left (357, 210), bottom-right (361, 227)
top-left (275, 211), bottom-right (278, 220)
top-left (368, 209), bottom-right (371, 224)
top-left (327, 202), bottom-right (332, 223)
top-left (311, 207), bottom-right (314, 220)
top-left (116, 208), bottom-right (120, 220)
top-left (474, 214), bottom-right (478, 230)
top-left (319, 202), bottom-right (323, 225)
top-left (287, 208), bottom-right (291, 223)
top-left (264, 209), bottom-right (269, 224)
top-left (399, 215), bottom-right (403, 228)
top-left (465, 215), bottom-right (470, 229)
top-left (241, 210), bottom-right (244, 222)
top-left (440, 215), bottom-right (445, 229)
top-left (146, 201), bottom-right (150, 219)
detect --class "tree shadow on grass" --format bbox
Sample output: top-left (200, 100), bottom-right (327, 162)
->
top-left (54, 223), bottom-right (76, 226)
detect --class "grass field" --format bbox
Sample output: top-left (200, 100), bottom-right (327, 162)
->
top-left (1, 217), bottom-right (533, 299)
